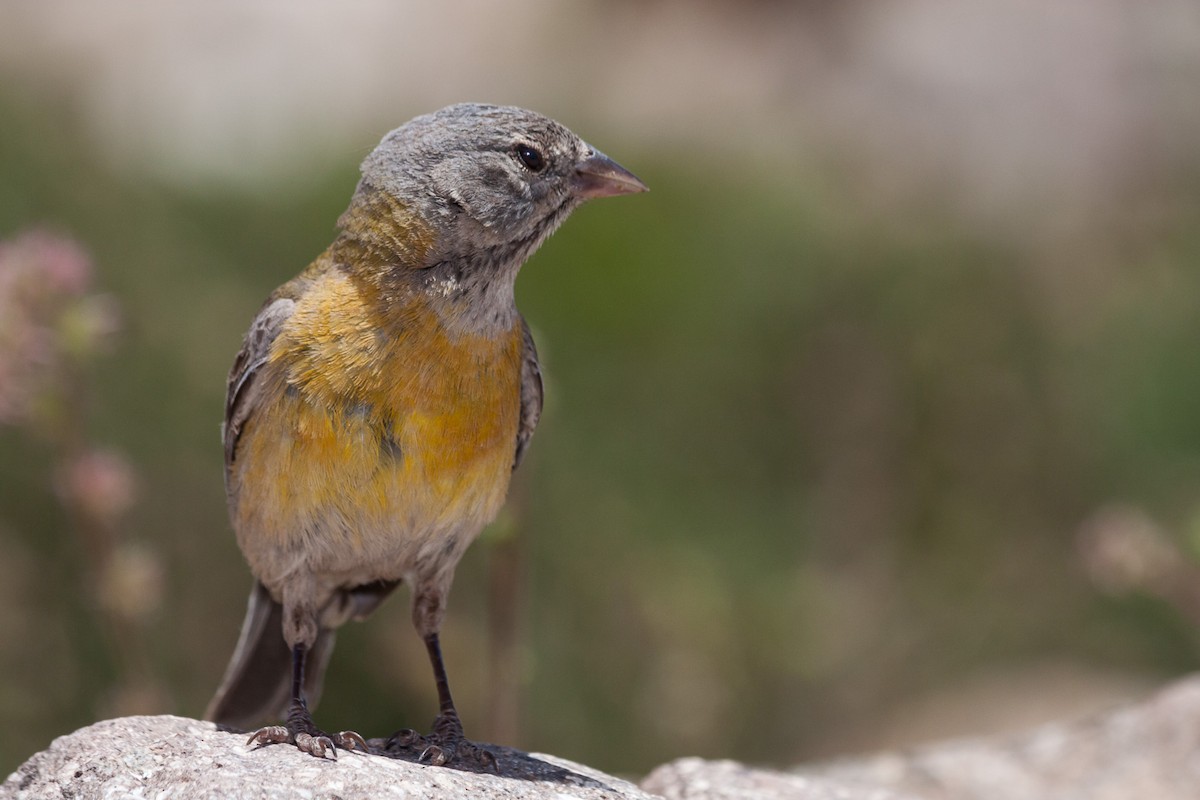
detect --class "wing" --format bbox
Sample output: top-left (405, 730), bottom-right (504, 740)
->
top-left (223, 296), bottom-right (296, 482)
top-left (513, 315), bottom-right (543, 471)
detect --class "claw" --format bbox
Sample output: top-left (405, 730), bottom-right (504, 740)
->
top-left (335, 730), bottom-right (369, 752)
top-left (420, 744), bottom-right (450, 766)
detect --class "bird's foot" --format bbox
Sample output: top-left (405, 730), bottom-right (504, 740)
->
top-left (386, 710), bottom-right (497, 771)
top-left (247, 700), bottom-right (367, 760)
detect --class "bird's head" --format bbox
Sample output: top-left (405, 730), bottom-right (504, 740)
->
top-left (355, 103), bottom-right (647, 268)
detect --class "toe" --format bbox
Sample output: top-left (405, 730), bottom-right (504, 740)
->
top-left (296, 732), bottom-right (337, 759)
top-left (459, 740), bottom-right (499, 772)
top-left (419, 743), bottom-right (450, 766)
top-left (295, 732), bottom-right (317, 756)
top-left (247, 725), bottom-right (291, 747)
top-left (387, 728), bottom-right (422, 749)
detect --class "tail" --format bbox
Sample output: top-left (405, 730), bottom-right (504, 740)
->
top-left (204, 581), bottom-right (336, 730)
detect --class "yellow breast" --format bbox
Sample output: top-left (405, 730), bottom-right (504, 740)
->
top-left (232, 266), bottom-right (523, 577)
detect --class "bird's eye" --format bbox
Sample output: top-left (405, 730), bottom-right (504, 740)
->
top-left (516, 144), bottom-right (545, 172)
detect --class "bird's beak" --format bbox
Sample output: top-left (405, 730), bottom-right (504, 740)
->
top-left (571, 148), bottom-right (648, 199)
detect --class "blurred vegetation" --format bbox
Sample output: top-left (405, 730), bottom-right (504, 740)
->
top-left (2, 79), bottom-right (1200, 781)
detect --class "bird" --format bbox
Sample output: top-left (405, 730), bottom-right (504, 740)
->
top-left (204, 103), bottom-right (646, 766)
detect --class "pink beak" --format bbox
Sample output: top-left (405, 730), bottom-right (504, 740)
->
top-left (571, 148), bottom-right (649, 199)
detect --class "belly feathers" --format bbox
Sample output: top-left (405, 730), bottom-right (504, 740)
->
top-left (232, 293), bottom-right (523, 557)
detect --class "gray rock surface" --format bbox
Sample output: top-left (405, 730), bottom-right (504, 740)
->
top-left (645, 675), bottom-right (1200, 800)
top-left (6, 676), bottom-right (1200, 799)
top-left (1, 715), bottom-right (653, 800)
top-left (816, 675), bottom-right (1200, 800)
top-left (641, 758), bottom-right (920, 800)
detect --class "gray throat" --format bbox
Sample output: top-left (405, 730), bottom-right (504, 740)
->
top-left (420, 251), bottom-right (521, 336)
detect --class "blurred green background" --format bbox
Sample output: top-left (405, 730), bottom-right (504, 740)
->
top-left (3, 0), bottom-right (1200, 780)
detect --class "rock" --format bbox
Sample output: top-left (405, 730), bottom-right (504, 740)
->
top-left (645, 675), bottom-right (1200, 800)
top-left (0, 715), bottom-right (653, 800)
top-left (7, 676), bottom-right (1200, 800)
top-left (641, 758), bottom-right (921, 800)
top-left (815, 675), bottom-right (1200, 800)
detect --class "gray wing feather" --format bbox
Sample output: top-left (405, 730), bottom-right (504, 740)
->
top-left (514, 316), bottom-right (543, 470)
top-left (223, 297), bottom-right (295, 477)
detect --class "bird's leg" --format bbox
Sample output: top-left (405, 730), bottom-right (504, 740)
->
top-left (246, 644), bottom-right (367, 759)
top-left (387, 632), bottom-right (497, 771)
top-left (423, 631), bottom-right (469, 762)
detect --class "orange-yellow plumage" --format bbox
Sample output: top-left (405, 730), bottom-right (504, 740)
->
top-left (231, 245), bottom-right (523, 583)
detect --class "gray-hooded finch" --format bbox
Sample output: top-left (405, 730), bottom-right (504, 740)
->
top-left (205, 104), bottom-right (646, 766)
